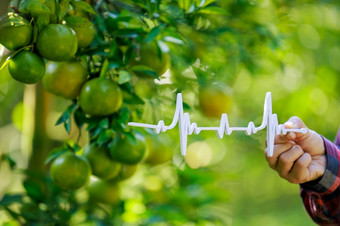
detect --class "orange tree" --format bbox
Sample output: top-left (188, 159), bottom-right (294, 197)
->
top-left (0, 0), bottom-right (284, 225)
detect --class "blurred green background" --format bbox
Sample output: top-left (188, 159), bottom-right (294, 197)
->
top-left (1, 0), bottom-right (340, 225)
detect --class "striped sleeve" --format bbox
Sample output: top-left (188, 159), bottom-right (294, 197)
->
top-left (300, 130), bottom-right (340, 225)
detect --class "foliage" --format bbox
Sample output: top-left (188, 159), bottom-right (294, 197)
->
top-left (0, 0), bottom-right (340, 225)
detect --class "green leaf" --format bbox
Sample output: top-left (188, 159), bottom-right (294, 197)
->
top-left (178, 0), bottom-right (192, 11)
top-left (58, 0), bottom-right (70, 21)
top-left (123, 132), bottom-right (136, 143)
top-left (19, 0), bottom-right (50, 15)
top-left (122, 91), bottom-right (144, 105)
top-left (99, 117), bottom-right (109, 129)
top-left (118, 70), bottom-right (132, 84)
top-left (183, 101), bottom-right (191, 110)
top-left (3, 206), bottom-right (21, 220)
top-left (112, 28), bottom-right (145, 38)
top-left (23, 180), bottom-right (44, 201)
top-left (163, 36), bottom-right (184, 45)
top-left (0, 56), bottom-right (11, 71)
top-left (2, 154), bottom-right (16, 169)
top-left (86, 117), bottom-right (102, 131)
top-left (35, 14), bottom-right (50, 30)
top-left (44, 146), bottom-right (68, 164)
top-left (0, 194), bottom-right (23, 206)
top-left (71, 0), bottom-right (97, 15)
top-left (0, 46), bottom-right (28, 71)
top-left (196, 0), bottom-right (217, 7)
top-left (74, 107), bottom-right (87, 131)
top-left (198, 6), bottom-right (228, 15)
top-left (130, 65), bottom-right (159, 79)
top-left (96, 129), bottom-right (114, 146)
top-left (69, 142), bottom-right (81, 153)
top-left (26, 0), bottom-right (51, 16)
top-left (117, 107), bottom-right (129, 125)
top-left (146, 24), bottom-right (166, 43)
top-left (55, 103), bottom-right (77, 134)
top-left (99, 59), bottom-right (109, 78)
top-left (0, 13), bottom-right (30, 28)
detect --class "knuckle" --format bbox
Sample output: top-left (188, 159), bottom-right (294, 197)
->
top-left (279, 154), bottom-right (290, 165)
top-left (278, 170), bottom-right (287, 178)
top-left (292, 145), bottom-right (303, 153)
top-left (295, 159), bottom-right (305, 168)
top-left (267, 162), bottom-right (275, 169)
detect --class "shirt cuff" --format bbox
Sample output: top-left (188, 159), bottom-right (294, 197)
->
top-left (300, 136), bottom-right (340, 194)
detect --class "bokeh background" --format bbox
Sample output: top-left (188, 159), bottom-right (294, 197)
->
top-left (1, 0), bottom-right (340, 225)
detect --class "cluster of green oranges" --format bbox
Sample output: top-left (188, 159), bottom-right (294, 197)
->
top-left (0, 1), bottom-right (174, 204)
top-left (49, 133), bottom-right (173, 204)
top-left (0, 11), bottom-right (122, 117)
top-left (0, 12), bottom-right (95, 83)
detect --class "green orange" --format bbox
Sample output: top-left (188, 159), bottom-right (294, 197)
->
top-left (145, 135), bottom-right (173, 166)
top-left (50, 152), bottom-right (91, 190)
top-left (43, 61), bottom-right (87, 99)
top-left (87, 180), bottom-right (120, 205)
top-left (8, 51), bottom-right (45, 84)
top-left (79, 78), bottom-right (123, 116)
top-left (0, 13), bottom-right (32, 51)
top-left (118, 164), bottom-right (138, 180)
top-left (83, 144), bottom-right (121, 180)
top-left (36, 24), bottom-right (78, 61)
top-left (64, 16), bottom-right (96, 48)
top-left (199, 85), bottom-right (233, 118)
top-left (110, 134), bottom-right (146, 165)
top-left (132, 42), bottom-right (170, 77)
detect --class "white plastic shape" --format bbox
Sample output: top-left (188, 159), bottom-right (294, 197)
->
top-left (128, 92), bottom-right (307, 157)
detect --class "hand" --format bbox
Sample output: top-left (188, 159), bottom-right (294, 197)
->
top-left (265, 116), bottom-right (326, 184)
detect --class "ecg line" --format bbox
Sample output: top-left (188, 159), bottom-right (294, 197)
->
top-left (128, 92), bottom-right (307, 157)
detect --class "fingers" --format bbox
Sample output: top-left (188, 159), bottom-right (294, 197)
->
top-left (288, 153), bottom-right (312, 183)
top-left (266, 142), bottom-right (294, 169)
top-left (287, 116), bottom-right (307, 129)
top-left (274, 132), bottom-right (295, 144)
top-left (276, 145), bottom-right (304, 178)
top-left (286, 116), bottom-right (311, 140)
top-left (270, 116), bottom-right (311, 145)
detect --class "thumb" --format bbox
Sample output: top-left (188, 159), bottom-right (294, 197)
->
top-left (285, 116), bottom-right (311, 140)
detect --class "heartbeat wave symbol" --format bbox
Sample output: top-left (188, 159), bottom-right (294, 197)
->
top-left (128, 92), bottom-right (307, 157)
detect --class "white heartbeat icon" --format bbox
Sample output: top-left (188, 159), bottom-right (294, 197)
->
top-left (128, 92), bottom-right (307, 157)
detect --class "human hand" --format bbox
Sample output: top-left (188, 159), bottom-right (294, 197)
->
top-left (265, 116), bottom-right (326, 184)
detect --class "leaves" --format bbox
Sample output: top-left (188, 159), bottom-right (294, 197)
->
top-left (1, 154), bottom-right (16, 169)
top-left (0, 194), bottom-right (23, 206)
top-left (0, 13), bottom-right (30, 28)
top-left (146, 24), bottom-right (166, 43)
top-left (118, 70), bottom-right (132, 84)
top-left (55, 103), bottom-right (77, 134)
top-left (198, 6), bottom-right (228, 15)
top-left (99, 59), bottom-right (109, 78)
top-left (96, 129), bottom-right (114, 146)
top-left (130, 65), bottom-right (159, 79)
top-left (57, 0), bottom-right (70, 21)
top-left (44, 146), bottom-right (68, 165)
top-left (18, 0), bottom-right (51, 29)
top-left (0, 46), bottom-right (30, 71)
top-left (71, 0), bottom-right (97, 15)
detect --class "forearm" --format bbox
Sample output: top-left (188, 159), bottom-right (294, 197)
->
top-left (300, 135), bottom-right (340, 225)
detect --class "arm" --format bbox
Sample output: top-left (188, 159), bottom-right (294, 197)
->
top-left (300, 131), bottom-right (340, 225)
top-left (265, 117), bottom-right (340, 225)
